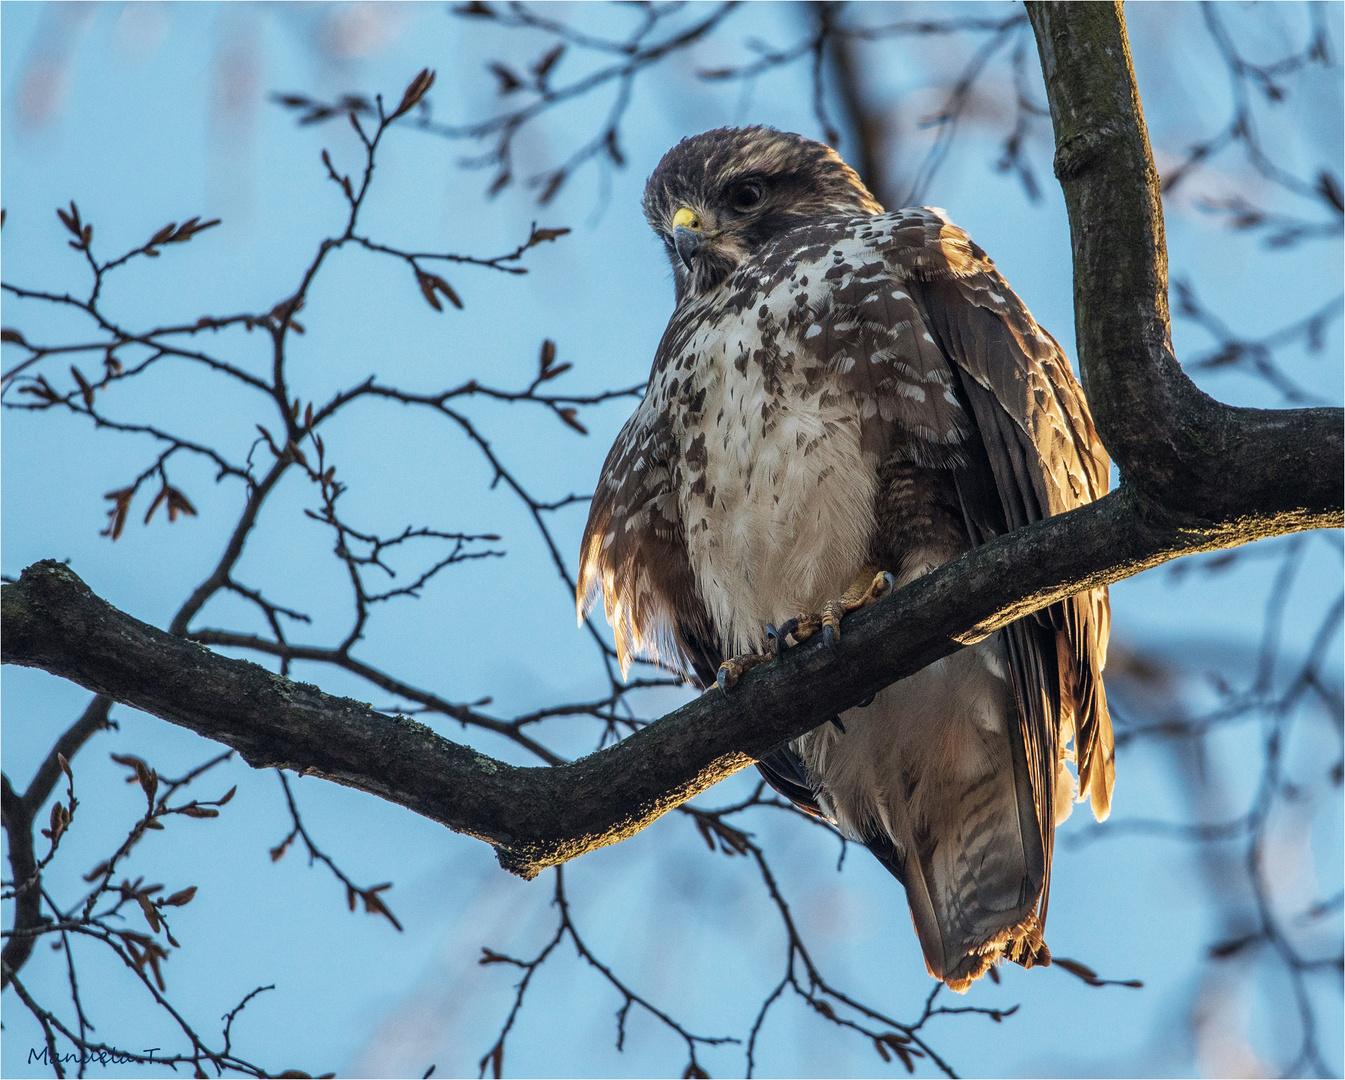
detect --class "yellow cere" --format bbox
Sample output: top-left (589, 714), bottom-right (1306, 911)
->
top-left (672, 207), bottom-right (701, 231)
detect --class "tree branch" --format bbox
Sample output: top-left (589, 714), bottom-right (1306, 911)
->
top-left (1026, 1), bottom-right (1342, 521)
top-left (1, 773), bottom-right (42, 987)
top-left (2, 472), bottom-right (1333, 880)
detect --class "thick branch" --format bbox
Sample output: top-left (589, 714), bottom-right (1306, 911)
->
top-left (1, 774), bottom-right (41, 986)
top-left (2, 480), bottom-right (1331, 878)
top-left (1026, 2), bottom-right (1342, 522)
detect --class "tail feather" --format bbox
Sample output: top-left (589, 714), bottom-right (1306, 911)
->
top-left (801, 636), bottom-right (1053, 992)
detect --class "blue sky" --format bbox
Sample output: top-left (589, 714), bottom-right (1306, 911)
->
top-left (2, 3), bottom-right (1341, 1078)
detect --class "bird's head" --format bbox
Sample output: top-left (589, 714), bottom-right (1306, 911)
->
top-left (643, 126), bottom-right (882, 303)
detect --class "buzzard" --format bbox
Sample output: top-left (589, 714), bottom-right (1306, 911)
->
top-left (578, 127), bottom-right (1114, 992)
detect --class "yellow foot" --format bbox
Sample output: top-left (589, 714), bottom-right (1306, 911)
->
top-left (778, 567), bottom-right (895, 653)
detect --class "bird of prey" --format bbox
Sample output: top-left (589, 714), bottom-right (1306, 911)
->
top-left (578, 127), bottom-right (1114, 992)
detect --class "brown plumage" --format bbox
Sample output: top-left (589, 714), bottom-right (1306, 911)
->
top-left (578, 127), bottom-right (1114, 991)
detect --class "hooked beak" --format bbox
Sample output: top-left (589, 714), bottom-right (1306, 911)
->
top-left (671, 207), bottom-right (705, 271)
top-left (673, 225), bottom-right (704, 270)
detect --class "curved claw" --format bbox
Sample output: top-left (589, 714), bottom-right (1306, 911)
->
top-left (829, 716), bottom-right (847, 734)
top-left (716, 666), bottom-right (731, 694)
top-left (882, 571), bottom-right (895, 594)
top-left (765, 623), bottom-right (781, 656)
top-left (822, 623), bottom-right (837, 653)
top-left (775, 617), bottom-right (800, 645)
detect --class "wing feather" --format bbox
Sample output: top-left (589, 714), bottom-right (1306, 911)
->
top-left (884, 212), bottom-right (1113, 831)
top-left (577, 393), bottom-right (712, 678)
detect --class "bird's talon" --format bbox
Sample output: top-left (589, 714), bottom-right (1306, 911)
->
top-left (765, 623), bottom-right (781, 656)
top-left (717, 665), bottom-right (733, 693)
top-left (829, 716), bottom-right (847, 734)
top-left (823, 623), bottom-right (837, 652)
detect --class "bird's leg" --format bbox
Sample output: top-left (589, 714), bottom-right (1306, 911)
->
top-left (776, 566), bottom-right (896, 652)
top-left (716, 649), bottom-right (775, 693)
top-left (716, 569), bottom-right (895, 693)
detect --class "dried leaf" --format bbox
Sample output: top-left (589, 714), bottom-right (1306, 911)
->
top-left (361, 889), bottom-right (404, 931)
top-left (390, 69), bottom-right (435, 120)
top-left (529, 226), bottom-right (570, 245)
top-left (70, 365), bottom-right (95, 407)
top-left (488, 62), bottom-right (523, 95)
top-left (58, 753), bottom-right (72, 779)
top-left (166, 487), bottom-right (197, 521)
top-left (179, 804), bottom-right (220, 818)
top-left (537, 172), bottom-right (565, 205)
top-left (434, 275), bottom-right (462, 309)
top-left (137, 893), bottom-right (162, 933)
top-left (1052, 956), bottom-right (1097, 981)
top-left (1210, 933), bottom-right (1261, 959)
top-left (1, 328), bottom-right (27, 345)
top-left (144, 487), bottom-right (168, 525)
top-left (102, 488), bottom-right (135, 541)
top-left (167, 217), bottom-right (220, 244)
top-left (416, 270), bottom-right (443, 312)
top-left (83, 860), bottom-right (110, 883)
top-left (145, 943), bottom-right (166, 990)
top-left (695, 817), bottom-right (715, 852)
top-left (134, 760), bottom-right (159, 805)
top-left (57, 201), bottom-right (82, 238)
top-left (556, 407), bottom-right (587, 435)
top-left (533, 43), bottom-right (565, 84)
top-left (163, 886), bottom-right (198, 907)
top-left (218, 785), bottom-right (237, 805)
top-left (19, 374), bottom-right (60, 403)
top-left (539, 339), bottom-right (557, 371)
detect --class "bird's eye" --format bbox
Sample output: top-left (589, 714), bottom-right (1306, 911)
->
top-left (729, 182), bottom-right (763, 211)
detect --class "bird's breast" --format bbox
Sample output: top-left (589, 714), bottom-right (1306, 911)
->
top-left (666, 322), bottom-right (878, 654)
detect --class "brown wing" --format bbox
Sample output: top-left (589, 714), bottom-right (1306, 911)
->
top-left (894, 215), bottom-right (1112, 816)
top-left (775, 208), bottom-right (1113, 933)
top-left (576, 390), bottom-right (716, 680)
top-left (882, 211), bottom-right (1114, 833)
